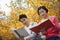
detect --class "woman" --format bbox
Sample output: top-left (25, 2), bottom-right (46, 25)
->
top-left (37, 6), bottom-right (60, 40)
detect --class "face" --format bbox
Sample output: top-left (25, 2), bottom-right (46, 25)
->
top-left (39, 9), bottom-right (47, 18)
top-left (20, 18), bottom-right (28, 24)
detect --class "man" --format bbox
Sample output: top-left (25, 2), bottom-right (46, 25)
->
top-left (19, 14), bottom-right (41, 40)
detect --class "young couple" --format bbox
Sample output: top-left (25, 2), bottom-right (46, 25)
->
top-left (19, 6), bottom-right (60, 40)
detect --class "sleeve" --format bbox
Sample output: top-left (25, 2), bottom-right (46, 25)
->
top-left (29, 22), bottom-right (37, 38)
top-left (29, 32), bottom-right (36, 38)
top-left (31, 22), bottom-right (38, 26)
top-left (53, 16), bottom-right (60, 30)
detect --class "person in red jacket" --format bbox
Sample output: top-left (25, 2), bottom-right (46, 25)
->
top-left (37, 6), bottom-right (60, 40)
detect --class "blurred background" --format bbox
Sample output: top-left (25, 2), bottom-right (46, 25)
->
top-left (0, 0), bottom-right (60, 40)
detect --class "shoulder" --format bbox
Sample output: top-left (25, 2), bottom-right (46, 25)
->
top-left (30, 22), bottom-right (37, 25)
top-left (49, 16), bottom-right (57, 20)
top-left (49, 16), bottom-right (58, 22)
top-left (30, 22), bottom-right (37, 24)
top-left (49, 16), bottom-right (57, 18)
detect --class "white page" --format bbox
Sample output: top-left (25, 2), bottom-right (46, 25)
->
top-left (10, 27), bottom-right (29, 38)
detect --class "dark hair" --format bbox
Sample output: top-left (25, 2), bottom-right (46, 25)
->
top-left (37, 6), bottom-right (48, 15)
top-left (19, 14), bottom-right (27, 21)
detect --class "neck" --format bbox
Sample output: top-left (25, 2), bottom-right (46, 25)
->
top-left (42, 15), bottom-right (48, 19)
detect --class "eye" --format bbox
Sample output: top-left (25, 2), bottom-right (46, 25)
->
top-left (41, 11), bottom-right (44, 12)
top-left (23, 19), bottom-right (25, 21)
top-left (20, 19), bottom-right (25, 22)
top-left (39, 10), bottom-right (44, 14)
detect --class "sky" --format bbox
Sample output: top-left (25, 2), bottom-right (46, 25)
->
top-left (0, 0), bottom-right (28, 16)
top-left (0, 0), bottom-right (12, 16)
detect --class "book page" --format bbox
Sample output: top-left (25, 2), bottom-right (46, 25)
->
top-left (10, 27), bottom-right (29, 38)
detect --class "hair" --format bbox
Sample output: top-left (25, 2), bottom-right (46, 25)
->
top-left (19, 14), bottom-right (27, 21)
top-left (37, 6), bottom-right (48, 15)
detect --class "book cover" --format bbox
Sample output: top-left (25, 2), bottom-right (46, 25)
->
top-left (30, 19), bottom-right (55, 34)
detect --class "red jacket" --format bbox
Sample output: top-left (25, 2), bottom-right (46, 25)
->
top-left (45, 16), bottom-right (60, 38)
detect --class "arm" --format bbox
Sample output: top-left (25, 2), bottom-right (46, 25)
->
top-left (24, 22), bottom-right (37, 40)
top-left (53, 16), bottom-right (60, 30)
top-left (24, 32), bottom-right (36, 40)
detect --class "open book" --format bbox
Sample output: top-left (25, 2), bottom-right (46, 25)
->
top-left (10, 27), bottom-right (29, 38)
top-left (30, 19), bottom-right (55, 34)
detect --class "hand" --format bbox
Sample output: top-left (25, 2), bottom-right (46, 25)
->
top-left (41, 35), bottom-right (46, 39)
top-left (19, 36), bottom-right (24, 40)
top-left (41, 35), bottom-right (46, 40)
top-left (24, 36), bottom-right (30, 40)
